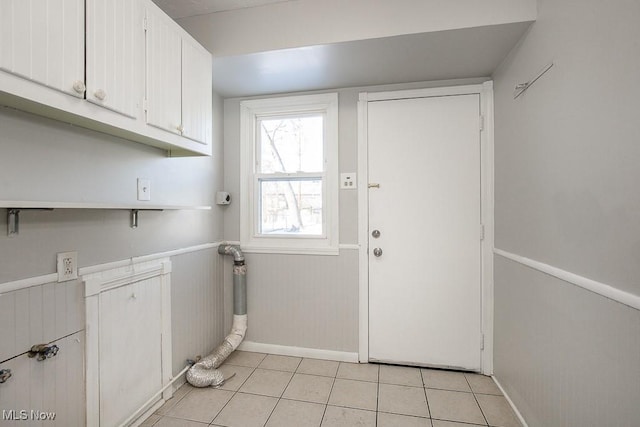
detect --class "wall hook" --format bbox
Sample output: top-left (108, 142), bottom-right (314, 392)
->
top-left (514, 62), bottom-right (554, 99)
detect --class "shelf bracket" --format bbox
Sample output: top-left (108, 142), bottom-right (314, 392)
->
top-left (7, 209), bottom-right (19, 237)
top-left (131, 209), bottom-right (139, 229)
top-left (6, 208), bottom-right (54, 236)
top-left (130, 209), bottom-right (163, 229)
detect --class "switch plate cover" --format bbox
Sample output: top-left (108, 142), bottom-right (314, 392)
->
top-left (340, 173), bottom-right (357, 189)
top-left (137, 178), bottom-right (151, 201)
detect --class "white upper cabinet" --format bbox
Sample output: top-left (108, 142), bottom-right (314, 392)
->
top-left (182, 37), bottom-right (213, 146)
top-left (0, 0), bottom-right (85, 97)
top-left (146, 1), bottom-right (212, 146)
top-left (85, 0), bottom-right (144, 119)
top-left (0, 0), bottom-right (212, 156)
top-left (145, 2), bottom-right (183, 136)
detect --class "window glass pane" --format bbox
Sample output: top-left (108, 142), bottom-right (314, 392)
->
top-left (259, 116), bottom-right (324, 173)
top-left (259, 179), bottom-right (323, 235)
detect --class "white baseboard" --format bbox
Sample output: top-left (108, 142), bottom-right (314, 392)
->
top-left (492, 375), bottom-right (529, 427)
top-left (238, 341), bottom-right (359, 363)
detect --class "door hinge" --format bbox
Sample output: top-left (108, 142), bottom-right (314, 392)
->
top-left (480, 224), bottom-right (485, 241)
top-left (479, 115), bottom-right (485, 131)
top-left (481, 334), bottom-right (485, 350)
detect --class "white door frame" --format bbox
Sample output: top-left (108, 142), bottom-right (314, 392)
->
top-left (357, 82), bottom-right (495, 374)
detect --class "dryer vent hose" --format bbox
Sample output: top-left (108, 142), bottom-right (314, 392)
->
top-left (186, 244), bottom-right (247, 387)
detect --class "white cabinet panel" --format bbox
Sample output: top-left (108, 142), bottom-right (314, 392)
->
top-left (182, 38), bottom-right (212, 145)
top-left (0, 281), bottom-right (84, 362)
top-left (98, 278), bottom-right (163, 426)
top-left (145, 0), bottom-right (212, 146)
top-left (0, 332), bottom-right (85, 427)
top-left (0, 0), bottom-right (84, 97)
top-left (86, 0), bottom-right (144, 118)
top-left (145, 1), bottom-right (182, 136)
top-left (83, 258), bottom-right (172, 426)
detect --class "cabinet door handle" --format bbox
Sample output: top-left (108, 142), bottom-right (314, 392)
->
top-left (94, 89), bottom-right (107, 101)
top-left (72, 80), bottom-right (86, 94)
top-left (28, 344), bottom-right (60, 361)
top-left (177, 124), bottom-right (185, 133)
top-left (0, 369), bottom-right (11, 384)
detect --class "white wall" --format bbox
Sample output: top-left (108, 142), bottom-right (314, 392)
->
top-left (222, 78), bottom-right (488, 353)
top-left (0, 93), bottom-right (226, 380)
top-left (178, 0), bottom-right (537, 56)
top-left (0, 93), bottom-right (225, 283)
top-left (492, 0), bottom-right (640, 424)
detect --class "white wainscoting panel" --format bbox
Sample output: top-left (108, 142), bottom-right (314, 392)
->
top-left (83, 258), bottom-right (172, 427)
top-left (0, 280), bottom-right (83, 362)
top-left (494, 256), bottom-right (640, 426)
top-left (236, 250), bottom-right (359, 353)
top-left (170, 247), bottom-right (224, 376)
top-left (0, 331), bottom-right (85, 427)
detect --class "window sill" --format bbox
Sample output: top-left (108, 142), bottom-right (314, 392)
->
top-left (241, 245), bottom-right (340, 256)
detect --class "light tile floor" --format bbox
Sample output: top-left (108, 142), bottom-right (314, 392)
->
top-left (143, 351), bottom-right (522, 427)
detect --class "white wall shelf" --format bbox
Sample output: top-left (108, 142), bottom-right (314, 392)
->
top-left (1, 202), bottom-right (212, 236)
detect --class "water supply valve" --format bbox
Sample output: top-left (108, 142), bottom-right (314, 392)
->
top-left (28, 344), bottom-right (60, 361)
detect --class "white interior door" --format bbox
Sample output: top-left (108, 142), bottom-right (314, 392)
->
top-left (368, 94), bottom-right (482, 371)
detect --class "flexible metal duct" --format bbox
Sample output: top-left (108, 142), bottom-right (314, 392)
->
top-left (186, 244), bottom-right (247, 387)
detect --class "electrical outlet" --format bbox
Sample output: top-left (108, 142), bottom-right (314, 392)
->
top-left (57, 251), bottom-right (78, 282)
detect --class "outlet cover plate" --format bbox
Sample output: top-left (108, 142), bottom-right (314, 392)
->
top-left (57, 251), bottom-right (78, 282)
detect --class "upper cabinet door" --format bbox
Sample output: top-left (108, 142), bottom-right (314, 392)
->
top-left (86, 0), bottom-right (144, 118)
top-left (181, 38), bottom-right (212, 145)
top-left (0, 0), bottom-right (85, 97)
top-left (145, 1), bottom-right (182, 136)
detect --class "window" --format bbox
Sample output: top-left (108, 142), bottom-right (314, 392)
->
top-left (240, 93), bottom-right (339, 254)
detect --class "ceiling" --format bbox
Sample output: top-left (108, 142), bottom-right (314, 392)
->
top-left (153, 0), bottom-right (293, 19)
top-left (212, 22), bottom-right (532, 98)
top-left (152, 1), bottom-right (532, 98)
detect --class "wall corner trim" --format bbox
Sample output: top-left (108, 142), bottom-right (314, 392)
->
top-left (494, 248), bottom-right (640, 311)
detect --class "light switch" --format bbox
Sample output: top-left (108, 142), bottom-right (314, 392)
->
top-left (137, 178), bottom-right (151, 201)
top-left (340, 173), bottom-right (357, 189)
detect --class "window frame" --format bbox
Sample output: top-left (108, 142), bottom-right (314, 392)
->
top-left (240, 93), bottom-right (339, 255)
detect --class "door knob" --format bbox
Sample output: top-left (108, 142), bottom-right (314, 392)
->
top-left (371, 230), bottom-right (380, 238)
top-left (373, 248), bottom-right (383, 257)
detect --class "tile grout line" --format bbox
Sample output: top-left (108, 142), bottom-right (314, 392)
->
top-left (465, 374), bottom-right (490, 426)
top-left (261, 356), bottom-right (303, 426)
top-left (375, 363), bottom-right (380, 427)
top-left (209, 358), bottom-right (261, 425)
top-left (420, 369), bottom-right (433, 423)
top-left (320, 361), bottom-right (344, 426)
